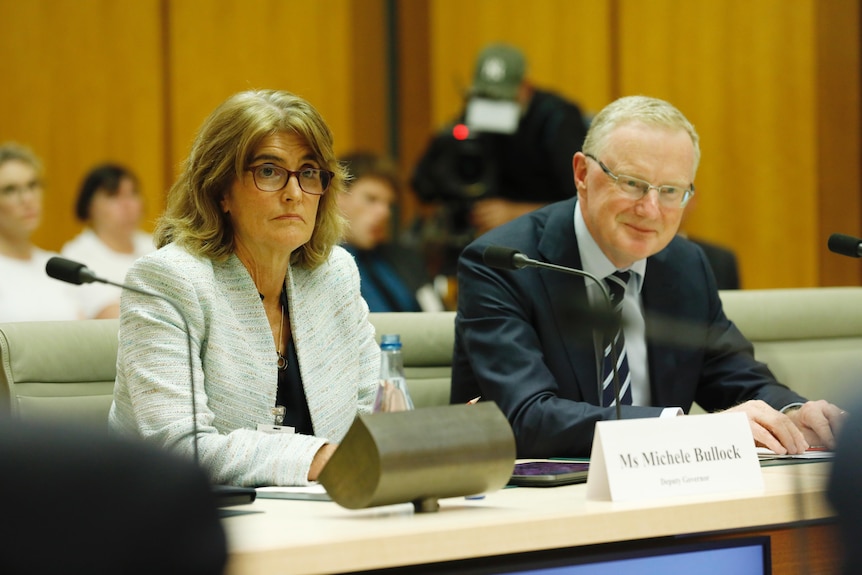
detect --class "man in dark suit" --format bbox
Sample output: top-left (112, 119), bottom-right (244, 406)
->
top-left (451, 95), bottom-right (845, 458)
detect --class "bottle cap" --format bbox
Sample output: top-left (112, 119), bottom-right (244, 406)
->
top-left (380, 334), bottom-right (402, 350)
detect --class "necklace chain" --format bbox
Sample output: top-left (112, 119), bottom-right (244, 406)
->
top-left (260, 282), bottom-right (288, 371)
top-left (276, 284), bottom-right (287, 371)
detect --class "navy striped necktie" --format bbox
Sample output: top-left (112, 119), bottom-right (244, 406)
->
top-left (601, 271), bottom-right (632, 407)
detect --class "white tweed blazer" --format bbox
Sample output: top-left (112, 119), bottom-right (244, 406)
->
top-left (108, 242), bottom-right (379, 486)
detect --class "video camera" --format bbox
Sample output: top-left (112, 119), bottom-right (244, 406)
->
top-left (410, 98), bottom-right (521, 275)
top-left (411, 122), bottom-right (500, 205)
top-left (412, 95), bottom-right (522, 205)
top-left (409, 123), bottom-right (503, 275)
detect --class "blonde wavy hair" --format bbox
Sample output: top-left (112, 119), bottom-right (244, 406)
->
top-left (155, 89), bottom-right (346, 269)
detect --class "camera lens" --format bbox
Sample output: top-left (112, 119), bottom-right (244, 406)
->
top-left (455, 151), bottom-right (484, 184)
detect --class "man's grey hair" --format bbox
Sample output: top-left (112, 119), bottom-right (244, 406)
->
top-left (583, 95), bottom-right (700, 175)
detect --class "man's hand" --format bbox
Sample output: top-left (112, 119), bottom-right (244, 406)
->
top-left (725, 400), bottom-right (808, 454)
top-left (725, 399), bottom-right (848, 454)
top-left (783, 399), bottom-right (847, 450)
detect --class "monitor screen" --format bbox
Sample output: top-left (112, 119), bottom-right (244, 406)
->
top-left (352, 536), bottom-right (771, 575)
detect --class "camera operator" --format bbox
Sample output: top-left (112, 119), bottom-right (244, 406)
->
top-left (411, 43), bottom-right (588, 273)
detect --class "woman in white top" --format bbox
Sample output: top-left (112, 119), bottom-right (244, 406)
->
top-left (62, 164), bottom-right (154, 318)
top-left (0, 142), bottom-right (82, 322)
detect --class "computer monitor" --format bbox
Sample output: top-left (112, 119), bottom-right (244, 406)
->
top-left (352, 535), bottom-right (771, 575)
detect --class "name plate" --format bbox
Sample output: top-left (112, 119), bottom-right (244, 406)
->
top-left (586, 412), bottom-right (763, 502)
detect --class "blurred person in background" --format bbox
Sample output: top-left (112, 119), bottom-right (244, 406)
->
top-left (677, 193), bottom-right (740, 290)
top-left (412, 42), bottom-right (588, 275)
top-left (0, 142), bottom-right (82, 322)
top-left (62, 163), bottom-right (155, 318)
top-left (339, 152), bottom-right (444, 312)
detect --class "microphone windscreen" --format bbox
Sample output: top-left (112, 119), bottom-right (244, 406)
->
top-left (46, 257), bottom-right (88, 285)
top-left (828, 233), bottom-right (862, 258)
top-left (483, 246), bottom-right (521, 270)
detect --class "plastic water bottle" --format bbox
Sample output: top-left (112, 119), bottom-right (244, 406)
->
top-left (373, 334), bottom-right (414, 412)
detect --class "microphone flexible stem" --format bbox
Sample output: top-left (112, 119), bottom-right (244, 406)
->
top-left (519, 255), bottom-right (624, 420)
top-left (99, 278), bottom-right (200, 466)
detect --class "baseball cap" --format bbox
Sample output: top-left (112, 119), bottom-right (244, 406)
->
top-left (470, 43), bottom-right (526, 101)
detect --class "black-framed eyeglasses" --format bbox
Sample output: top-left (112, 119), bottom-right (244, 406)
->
top-left (247, 164), bottom-right (334, 196)
top-left (584, 153), bottom-right (694, 208)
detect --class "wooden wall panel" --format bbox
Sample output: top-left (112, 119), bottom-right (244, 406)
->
top-left (396, 0), bottom-right (432, 229)
top-left (427, 0), bottom-right (614, 128)
top-left (2, 0), bottom-right (857, 290)
top-left (614, 0), bottom-right (860, 288)
top-left (816, 0), bottom-right (862, 286)
top-left (617, 0), bottom-right (821, 288)
top-left (0, 0), bottom-right (164, 251)
top-left (347, 0), bottom-right (389, 155)
top-left (165, 0), bottom-right (385, 178)
top-left (421, 0), bottom-right (861, 288)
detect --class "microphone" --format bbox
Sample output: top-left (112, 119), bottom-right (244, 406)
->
top-left (46, 256), bottom-right (254, 505)
top-left (45, 257), bottom-right (100, 284)
top-left (828, 233), bottom-right (862, 258)
top-left (483, 245), bottom-right (532, 270)
top-left (482, 246), bottom-right (626, 420)
top-left (46, 257), bottom-right (199, 462)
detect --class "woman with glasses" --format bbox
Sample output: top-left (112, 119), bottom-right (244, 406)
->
top-left (109, 90), bottom-right (379, 486)
top-left (0, 142), bottom-right (82, 322)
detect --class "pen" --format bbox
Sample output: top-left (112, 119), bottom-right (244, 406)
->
top-left (466, 396), bottom-right (481, 405)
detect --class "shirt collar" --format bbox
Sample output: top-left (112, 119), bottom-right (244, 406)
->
top-left (574, 200), bottom-right (646, 293)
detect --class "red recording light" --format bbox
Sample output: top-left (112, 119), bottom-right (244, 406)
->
top-left (452, 124), bottom-right (470, 141)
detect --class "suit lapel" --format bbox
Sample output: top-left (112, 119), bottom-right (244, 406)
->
top-left (214, 255), bottom-right (275, 365)
top-left (536, 199), bottom-right (602, 405)
top-left (641, 251), bottom-right (683, 406)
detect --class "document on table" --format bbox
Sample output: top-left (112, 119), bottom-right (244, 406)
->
top-left (756, 447), bottom-right (834, 461)
top-left (255, 483), bottom-right (330, 501)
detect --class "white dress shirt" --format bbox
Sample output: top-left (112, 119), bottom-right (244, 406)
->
top-left (574, 203), bottom-right (681, 416)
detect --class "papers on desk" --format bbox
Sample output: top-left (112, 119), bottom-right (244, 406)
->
top-left (255, 483), bottom-right (330, 501)
top-left (756, 447), bottom-right (834, 461)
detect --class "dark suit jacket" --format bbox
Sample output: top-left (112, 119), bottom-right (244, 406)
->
top-left (451, 198), bottom-right (804, 458)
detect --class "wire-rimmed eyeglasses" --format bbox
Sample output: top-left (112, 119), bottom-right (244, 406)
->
top-left (585, 153), bottom-right (694, 208)
top-left (246, 164), bottom-right (334, 196)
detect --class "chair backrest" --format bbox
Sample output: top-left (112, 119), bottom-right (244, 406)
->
top-left (367, 312), bottom-right (457, 408)
top-left (0, 319), bottom-right (119, 429)
top-left (378, 290), bottom-right (862, 412)
top-left (3, 289), bottom-right (859, 424)
top-left (0, 313), bottom-right (459, 428)
top-left (719, 287), bottom-right (862, 408)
